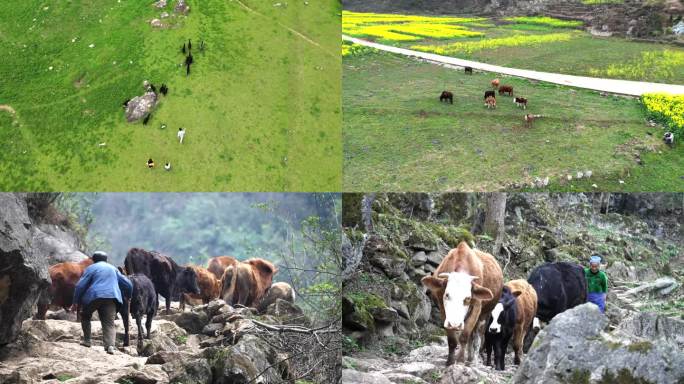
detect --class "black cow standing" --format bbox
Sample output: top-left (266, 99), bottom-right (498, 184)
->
top-left (182, 43), bottom-right (186, 54)
top-left (143, 114), bottom-right (151, 125)
top-left (523, 262), bottom-right (587, 351)
top-left (120, 274), bottom-right (157, 350)
top-left (160, 84), bottom-right (168, 96)
top-left (484, 287), bottom-right (517, 371)
top-left (465, 66), bottom-right (473, 75)
top-left (150, 84), bottom-right (157, 94)
top-left (484, 90), bottom-right (496, 100)
top-left (439, 91), bottom-right (453, 104)
top-left (123, 99), bottom-right (130, 108)
top-left (124, 248), bottom-right (200, 314)
top-left (188, 39), bottom-right (192, 51)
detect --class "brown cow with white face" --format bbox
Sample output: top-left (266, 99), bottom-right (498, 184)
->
top-left (421, 241), bottom-right (503, 365)
top-left (207, 256), bottom-right (238, 280)
top-left (220, 258), bottom-right (278, 308)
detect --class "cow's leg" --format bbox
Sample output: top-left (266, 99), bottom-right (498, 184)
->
top-left (513, 325), bottom-right (524, 365)
top-left (494, 339), bottom-right (505, 370)
top-left (122, 299), bottom-right (130, 347)
top-left (179, 294), bottom-right (185, 312)
top-left (457, 330), bottom-right (469, 364)
top-left (485, 337), bottom-right (493, 366)
top-left (145, 311), bottom-right (153, 339)
top-left (463, 302), bottom-right (482, 363)
top-left (446, 329), bottom-right (458, 366)
top-left (165, 294), bottom-right (171, 314)
top-left (136, 315), bottom-right (144, 350)
top-left (35, 302), bottom-right (48, 320)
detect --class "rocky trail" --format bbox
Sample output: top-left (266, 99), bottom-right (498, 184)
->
top-left (0, 298), bottom-right (322, 384)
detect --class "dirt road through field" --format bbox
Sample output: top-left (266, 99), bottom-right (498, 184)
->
top-left (343, 35), bottom-right (684, 96)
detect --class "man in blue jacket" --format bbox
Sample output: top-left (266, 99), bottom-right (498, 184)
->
top-left (72, 251), bottom-right (133, 354)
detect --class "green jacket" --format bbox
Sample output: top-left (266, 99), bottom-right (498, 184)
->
top-left (584, 268), bottom-right (608, 293)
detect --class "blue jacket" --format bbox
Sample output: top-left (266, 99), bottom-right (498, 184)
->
top-left (73, 261), bottom-right (133, 307)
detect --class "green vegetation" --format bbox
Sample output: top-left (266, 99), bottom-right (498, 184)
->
top-left (598, 369), bottom-right (654, 384)
top-left (502, 16), bottom-right (584, 28)
top-left (174, 334), bottom-right (188, 345)
top-left (343, 52), bottom-right (680, 191)
top-left (57, 374), bottom-right (76, 382)
top-left (342, 11), bottom-right (684, 83)
top-left (627, 341), bottom-right (654, 354)
top-left (0, 0), bottom-right (341, 191)
top-left (642, 93), bottom-right (684, 136)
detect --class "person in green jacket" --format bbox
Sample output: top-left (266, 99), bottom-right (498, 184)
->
top-left (585, 255), bottom-right (608, 313)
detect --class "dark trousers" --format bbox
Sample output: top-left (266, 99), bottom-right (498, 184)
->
top-left (81, 298), bottom-right (117, 349)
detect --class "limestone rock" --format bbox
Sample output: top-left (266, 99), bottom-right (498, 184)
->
top-left (125, 92), bottom-right (157, 122)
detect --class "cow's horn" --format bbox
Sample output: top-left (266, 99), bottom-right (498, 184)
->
top-left (470, 275), bottom-right (480, 280)
top-left (438, 273), bottom-right (450, 279)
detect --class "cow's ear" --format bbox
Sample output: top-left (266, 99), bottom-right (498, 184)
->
top-left (252, 259), bottom-right (276, 276)
top-left (472, 284), bottom-right (493, 301)
top-left (511, 289), bottom-right (523, 298)
top-left (421, 276), bottom-right (446, 291)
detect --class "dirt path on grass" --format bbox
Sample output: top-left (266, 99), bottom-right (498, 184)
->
top-left (236, 0), bottom-right (336, 58)
top-left (0, 105), bottom-right (16, 115)
top-left (343, 35), bottom-right (684, 96)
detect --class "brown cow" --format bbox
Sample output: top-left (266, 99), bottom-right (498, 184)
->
top-left (207, 256), bottom-right (238, 280)
top-left (491, 79), bottom-right (500, 89)
top-left (485, 96), bottom-right (496, 109)
top-left (180, 266), bottom-right (221, 311)
top-left (421, 241), bottom-right (503, 365)
top-left (524, 114), bottom-right (543, 128)
top-left (484, 279), bottom-right (538, 370)
top-left (256, 282), bottom-right (295, 313)
top-left (498, 85), bottom-right (513, 96)
top-left (221, 258), bottom-right (278, 308)
top-left (35, 258), bottom-right (94, 320)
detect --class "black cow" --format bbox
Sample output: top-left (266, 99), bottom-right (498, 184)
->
top-left (186, 54), bottom-right (194, 66)
top-left (182, 43), bottom-right (186, 54)
top-left (523, 262), bottom-right (586, 351)
top-left (464, 66), bottom-right (473, 75)
top-left (186, 64), bottom-right (191, 76)
top-left (160, 84), bottom-right (168, 96)
top-left (440, 91), bottom-right (453, 104)
top-left (124, 248), bottom-right (200, 314)
top-left (123, 99), bottom-right (130, 108)
top-left (120, 274), bottom-right (157, 349)
top-left (143, 114), bottom-right (151, 125)
top-left (150, 84), bottom-right (157, 94)
top-left (188, 39), bottom-right (192, 51)
top-left (484, 287), bottom-right (517, 371)
top-left (484, 90), bottom-right (496, 100)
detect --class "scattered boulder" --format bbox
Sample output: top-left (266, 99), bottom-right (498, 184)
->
top-left (513, 303), bottom-right (684, 384)
top-left (616, 311), bottom-right (684, 349)
top-left (150, 18), bottom-right (164, 28)
top-left (174, 310), bottom-right (209, 334)
top-left (155, 0), bottom-right (168, 8)
top-left (174, 0), bottom-right (190, 14)
top-left (125, 91), bottom-right (157, 122)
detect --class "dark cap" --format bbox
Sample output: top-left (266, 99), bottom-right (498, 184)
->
top-left (92, 251), bottom-right (108, 263)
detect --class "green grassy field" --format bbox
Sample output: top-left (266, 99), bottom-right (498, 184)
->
top-left (343, 52), bottom-right (683, 191)
top-left (343, 12), bottom-right (684, 84)
top-left (0, 0), bottom-right (341, 191)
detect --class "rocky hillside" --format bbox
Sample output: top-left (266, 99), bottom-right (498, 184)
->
top-left (342, 193), bottom-right (684, 384)
top-left (342, 0), bottom-right (684, 39)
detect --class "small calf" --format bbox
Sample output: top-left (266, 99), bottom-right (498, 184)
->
top-left (491, 79), bottom-right (500, 89)
top-left (498, 85), bottom-right (514, 96)
top-left (524, 114), bottom-right (542, 127)
top-left (485, 96), bottom-right (496, 109)
top-left (440, 91), bottom-right (454, 104)
top-left (464, 66), bottom-right (473, 75)
top-left (484, 90), bottom-right (496, 100)
top-left (664, 132), bottom-right (674, 145)
top-left (514, 97), bottom-right (528, 109)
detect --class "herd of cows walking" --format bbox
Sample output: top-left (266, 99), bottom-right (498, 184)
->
top-left (34, 248), bottom-right (294, 351)
top-left (422, 241), bottom-right (589, 370)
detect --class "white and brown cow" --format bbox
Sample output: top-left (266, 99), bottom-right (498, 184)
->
top-left (421, 241), bottom-right (503, 365)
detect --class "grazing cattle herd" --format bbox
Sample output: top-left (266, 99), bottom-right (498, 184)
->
top-left (440, 70), bottom-right (547, 128)
top-left (423, 241), bottom-right (591, 370)
top-left (35, 248), bottom-right (292, 350)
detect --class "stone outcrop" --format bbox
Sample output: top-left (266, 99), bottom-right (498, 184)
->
top-left (512, 303), bottom-right (684, 384)
top-left (125, 91), bottom-right (158, 122)
top-left (0, 193), bottom-right (50, 345)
